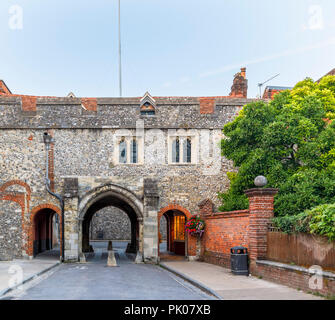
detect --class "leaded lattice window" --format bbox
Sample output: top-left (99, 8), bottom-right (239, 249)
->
top-left (131, 139), bottom-right (138, 164)
top-left (183, 137), bottom-right (192, 163)
top-left (119, 138), bottom-right (127, 164)
top-left (172, 137), bottom-right (180, 163)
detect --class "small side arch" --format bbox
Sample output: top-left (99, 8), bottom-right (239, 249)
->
top-left (158, 204), bottom-right (192, 257)
top-left (158, 204), bottom-right (192, 223)
top-left (29, 203), bottom-right (62, 258)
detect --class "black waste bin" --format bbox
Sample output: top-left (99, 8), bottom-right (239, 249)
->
top-left (231, 246), bottom-right (249, 276)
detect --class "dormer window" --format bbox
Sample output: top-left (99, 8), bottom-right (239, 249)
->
top-left (140, 92), bottom-right (156, 116)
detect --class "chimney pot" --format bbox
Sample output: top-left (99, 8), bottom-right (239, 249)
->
top-left (241, 67), bottom-right (246, 79)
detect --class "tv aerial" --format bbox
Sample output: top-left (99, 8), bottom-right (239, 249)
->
top-left (258, 74), bottom-right (280, 99)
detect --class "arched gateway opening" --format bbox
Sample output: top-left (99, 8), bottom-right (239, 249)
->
top-left (79, 184), bottom-right (143, 258)
top-left (30, 205), bottom-right (61, 258)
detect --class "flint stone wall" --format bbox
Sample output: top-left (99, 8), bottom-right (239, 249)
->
top-left (89, 207), bottom-right (167, 240)
top-left (0, 97), bottom-right (250, 259)
top-left (0, 201), bottom-right (22, 260)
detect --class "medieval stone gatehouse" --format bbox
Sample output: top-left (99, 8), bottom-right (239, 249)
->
top-left (0, 68), bottom-right (250, 263)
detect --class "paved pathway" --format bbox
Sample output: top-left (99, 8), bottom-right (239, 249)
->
top-left (6, 242), bottom-right (213, 300)
top-left (2, 242), bottom-right (322, 300)
top-left (162, 261), bottom-right (324, 300)
top-left (0, 251), bottom-right (60, 297)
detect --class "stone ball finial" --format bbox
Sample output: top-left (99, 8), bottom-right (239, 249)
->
top-left (254, 176), bottom-right (268, 187)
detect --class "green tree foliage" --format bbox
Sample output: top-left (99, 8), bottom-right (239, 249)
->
top-left (308, 204), bottom-right (335, 241)
top-left (272, 203), bottom-right (335, 241)
top-left (272, 212), bottom-right (310, 234)
top-left (219, 76), bottom-right (335, 216)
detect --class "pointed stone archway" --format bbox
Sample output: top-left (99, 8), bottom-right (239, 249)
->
top-left (78, 183), bottom-right (144, 260)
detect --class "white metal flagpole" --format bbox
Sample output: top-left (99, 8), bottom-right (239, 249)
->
top-left (118, 0), bottom-right (122, 97)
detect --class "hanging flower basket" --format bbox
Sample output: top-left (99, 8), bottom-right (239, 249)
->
top-left (185, 215), bottom-right (206, 237)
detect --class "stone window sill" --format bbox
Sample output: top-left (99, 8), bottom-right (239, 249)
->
top-left (168, 163), bottom-right (197, 166)
top-left (115, 163), bottom-right (143, 166)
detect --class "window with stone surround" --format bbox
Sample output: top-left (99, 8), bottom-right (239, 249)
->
top-left (169, 133), bottom-right (197, 165)
top-left (115, 133), bottom-right (143, 165)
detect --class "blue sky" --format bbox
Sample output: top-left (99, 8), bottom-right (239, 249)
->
top-left (0, 0), bottom-right (334, 98)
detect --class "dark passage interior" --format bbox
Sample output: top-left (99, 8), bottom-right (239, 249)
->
top-left (33, 208), bottom-right (60, 257)
top-left (82, 193), bottom-right (139, 254)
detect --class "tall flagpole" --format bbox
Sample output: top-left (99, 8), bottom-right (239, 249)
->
top-left (118, 0), bottom-right (122, 97)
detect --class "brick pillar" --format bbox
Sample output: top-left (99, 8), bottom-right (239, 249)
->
top-left (245, 188), bottom-right (278, 261)
top-left (187, 235), bottom-right (197, 259)
top-left (198, 199), bottom-right (214, 216)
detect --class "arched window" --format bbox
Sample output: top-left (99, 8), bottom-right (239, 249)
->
top-left (131, 139), bottom-right (138, 164)
top-left (119, 137), bottom-right (127, 164)
top-left (183, 137), bottom-right (192, 163)
top-left (172, 137), bottom-right (180, 163)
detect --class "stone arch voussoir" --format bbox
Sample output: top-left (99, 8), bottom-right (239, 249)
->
top-left (78, 183), bottom-right (144, 221)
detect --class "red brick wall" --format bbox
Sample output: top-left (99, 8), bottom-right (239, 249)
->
top-left (198, 189), bottom-right (277, 268)
top-left (253, 262), bottom-right (335, 296)
top-left (21, 96), bottom-right (37, 112)
top-left (81, 98), bottom-right (97, 112)
top-left (200, 210), bottom-right (250, 267)
top-left (199, 97), bottom-right (215, 114)
top-left (188, 236), bottom-right (197, 257)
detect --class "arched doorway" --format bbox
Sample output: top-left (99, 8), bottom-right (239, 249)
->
top-left (31, 207), bottom-right (61, 258)
top-left (162, 210), bottom-right (187, 256)
top-left (79, 184), bottom-right (144, 259)
top-left (158, 205), bottom-right (192, 258)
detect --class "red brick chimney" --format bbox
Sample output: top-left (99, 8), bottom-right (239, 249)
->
top-left (229, 67), bottom-right (248, 98)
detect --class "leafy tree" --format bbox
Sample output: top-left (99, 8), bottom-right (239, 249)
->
top-left (272, 203), bottom-right (335, 241)
top-left (308, 203), bottom-right (335, 241)
top-left (219, 76), bottom-right (335, 216)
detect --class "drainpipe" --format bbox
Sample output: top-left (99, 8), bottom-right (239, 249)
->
top-left (43, 132), bottom-right (65, 262)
